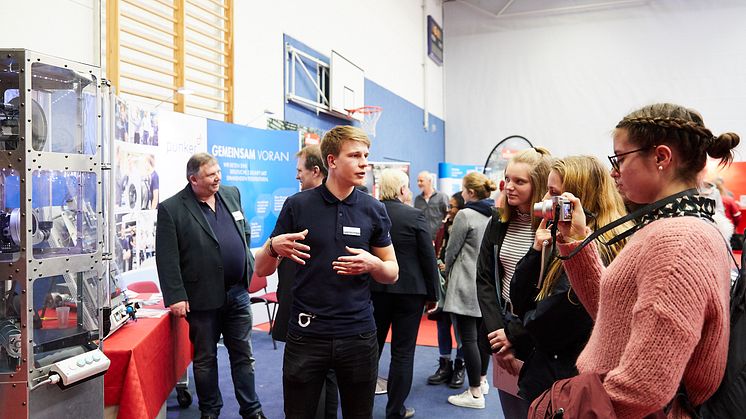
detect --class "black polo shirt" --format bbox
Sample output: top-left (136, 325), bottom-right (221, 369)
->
top-left (271, 183), bottom-right (392, 337)
top-left (194, 189), bottom-right (246, 288)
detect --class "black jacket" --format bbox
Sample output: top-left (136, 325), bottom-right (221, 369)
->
top-left (475, 211), bottom-right (530, 347)
top-left (156, 185), bottom-right (254, 310)
top-left (370, 200), bottom-right (438, 300)
top-left (510, 248), bottom-right (593, 402)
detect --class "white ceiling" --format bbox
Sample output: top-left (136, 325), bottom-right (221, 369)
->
top-left (443, 0), bottom-right (656, 36)
top-left (447, 0), bottom-right (649, 19)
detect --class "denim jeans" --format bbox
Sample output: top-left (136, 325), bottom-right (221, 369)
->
top-left (436, 313), bottom-right (464, 359)
top-left (283, 331), bottom-right (378, 419)
top-left (186, 285), bottom-right (261, 417)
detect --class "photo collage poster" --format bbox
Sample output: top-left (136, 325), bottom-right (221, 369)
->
top-left (113, 99), bottom-right (300, 283)
top-left (113, 97), bottom-right (207, 278)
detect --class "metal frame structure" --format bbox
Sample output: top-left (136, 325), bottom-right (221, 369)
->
top-left (284, 43), bottom-right (362, 122)
top-left (0, 49), bottom-right (107, 419)
top-left (284, 43), bottom-right (331, 116)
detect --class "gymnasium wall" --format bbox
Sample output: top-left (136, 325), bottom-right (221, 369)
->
top-left (443, 0), bottom-right (746, 166)
top-left (0, 0), bottom-right (100, 66)
top-left (0, 0), bottom-right (449, 184)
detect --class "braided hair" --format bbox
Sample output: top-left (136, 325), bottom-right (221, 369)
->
top-left (616, 103), bottom-right (740, 182)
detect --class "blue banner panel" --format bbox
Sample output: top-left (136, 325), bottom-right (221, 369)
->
top-left (437, 162), bottom-right (483, 197)
top-left (207, 120), bottom-right (299, 247)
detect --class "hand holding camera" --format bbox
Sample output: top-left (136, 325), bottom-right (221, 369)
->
top-left (554, 193), bottom-right (588, 243)
top-left (532, 218), bottom-right (552, 251)
top-left (532, 193), bottom-right (588, 243)
top-left (532, 195), bottom-right (574, 222)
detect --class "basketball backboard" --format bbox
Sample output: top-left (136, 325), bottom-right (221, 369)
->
top-left (330, 51), bottom-right (364, 122)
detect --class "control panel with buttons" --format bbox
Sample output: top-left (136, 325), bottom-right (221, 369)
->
top-left (49, 349), bottom-right (111, 387)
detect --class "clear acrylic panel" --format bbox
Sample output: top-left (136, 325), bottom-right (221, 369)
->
top-left (0, 55), bottom-right (21, 151)
top-left (32, 170), bottom-right (97, 258)
top-left (30, 62), bottom-right (97, 154)
top-left (0, 168), bottom-right (21, 263)
top-left (32, 271), bottom-right (101, 368)
top-left (0, 279), bottom-right (21, 373)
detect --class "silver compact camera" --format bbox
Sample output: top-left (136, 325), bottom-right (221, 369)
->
top-left (533, 196), bottom-right (573, 221)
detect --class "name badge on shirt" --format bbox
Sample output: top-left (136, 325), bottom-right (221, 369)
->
top-left (231, 211), bottom-right (245, 221)
top-left (343, 226), bottom-right (361, 236)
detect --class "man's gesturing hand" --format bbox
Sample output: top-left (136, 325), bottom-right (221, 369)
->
top-left (273, 229), bottom-right (311, 264)
top-left (332, 246), bottom-right (380, 276)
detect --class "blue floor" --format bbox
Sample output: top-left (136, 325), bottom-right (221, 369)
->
top-left (166, 329), bottom-right (507, 418)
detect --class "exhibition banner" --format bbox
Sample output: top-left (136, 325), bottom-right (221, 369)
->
top-left (438, 162), bottom-right (483, 196)
top-left (207, 120), bottom-right (299, 246)
top-left (113, 99), bottom-right (300, 287)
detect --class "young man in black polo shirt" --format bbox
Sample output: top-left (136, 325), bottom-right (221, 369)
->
top-left (255, 126), bottom-right (399, 418)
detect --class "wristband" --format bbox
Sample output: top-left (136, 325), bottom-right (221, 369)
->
top-left (268, 236), bottom-right (281, 259)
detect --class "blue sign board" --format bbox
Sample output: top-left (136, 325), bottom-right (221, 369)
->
top-left (207, 120), bottom-right (299, 247)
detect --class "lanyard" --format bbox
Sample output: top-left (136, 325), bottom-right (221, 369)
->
top-left (553, 188), bottom-right (699, 260)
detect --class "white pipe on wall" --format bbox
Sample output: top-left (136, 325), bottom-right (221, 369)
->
top-left (422, 0), bottom-right (429, 132)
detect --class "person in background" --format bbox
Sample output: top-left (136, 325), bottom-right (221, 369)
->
top-left (373, 169), bottom-right (439, 419)
top-left (415, 171), bottom-right (449, 241)
top-left (716, 180), bottom-right (742, 228)
top-left (145, 155), bottom-right (159, 210)
top-left (272, 144), bottom-right (338, 419)
top-left (557, 103), bottom-right (736, 417)
top-left (508, 156), bottom-right (630, 404)
top-left (156, 153), bottom-right (265, 419)
top-left (119, 223), bottom-right (133, 272)
top-left (254, 126), bottom-right (399, 419)
top-left (427, 191), bottom-right (466, 389)
top-left (476, 147), bottom-right (552, 418)
top-left (443, 172), bottom-right (497, 409)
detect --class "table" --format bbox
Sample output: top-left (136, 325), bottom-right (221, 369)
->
top-left (103, 297), bottom-right (192, 419)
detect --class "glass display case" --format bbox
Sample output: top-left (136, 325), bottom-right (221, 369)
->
top-left (0, 49), bottom-right (106, 419)
top-left (31, 170), bottom-right (98, 258)
top-left (31, 271), bottom-right (100, 368)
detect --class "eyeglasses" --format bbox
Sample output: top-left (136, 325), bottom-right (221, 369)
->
top-left (607, 146), bottom-right (655, 172)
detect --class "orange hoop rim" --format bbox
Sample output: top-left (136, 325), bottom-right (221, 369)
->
top-left (346, 105), bottom-right (383, 115)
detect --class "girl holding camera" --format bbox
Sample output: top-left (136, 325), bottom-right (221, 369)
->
top-left (557, 103), bottom-right (737, 417)
top-left (475, 147), bottom-right (552, 417)
top-left (509, 156), bottom-right (630, 403)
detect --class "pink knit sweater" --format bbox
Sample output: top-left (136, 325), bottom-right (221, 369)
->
top-left (560, 217), bottom-right (731, 419)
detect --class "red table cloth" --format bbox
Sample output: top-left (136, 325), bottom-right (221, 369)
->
top-left (103, 299), bottom-right (192, 419)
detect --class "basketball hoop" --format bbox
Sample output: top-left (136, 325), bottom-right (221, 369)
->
top-left (348, 106), bottom-right (383, 137)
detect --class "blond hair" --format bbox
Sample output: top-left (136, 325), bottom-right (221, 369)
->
top-left (462, 172), bottom-right (497, 200)
top-left (537, 156), bottom-right (632, 300)
top-left (379, 169), bottom-right (409, 201)
top-left (499, 147), bottom-right (552, 230)
top-left (320, 126), bottom-right (371, 170)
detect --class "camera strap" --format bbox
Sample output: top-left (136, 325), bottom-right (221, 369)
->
top-left (553, 188), bottom-right (700, 260)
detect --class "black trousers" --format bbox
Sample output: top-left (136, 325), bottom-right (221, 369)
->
top-left (371, 293), bottom-right (426, 419)
top-left (283, 331), bottom-right (378, 419)
top-left (452, 314), bottom-right (489, 388)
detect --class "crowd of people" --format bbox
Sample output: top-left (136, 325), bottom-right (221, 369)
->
top-left (155, 102), bottom-right (741, 419)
